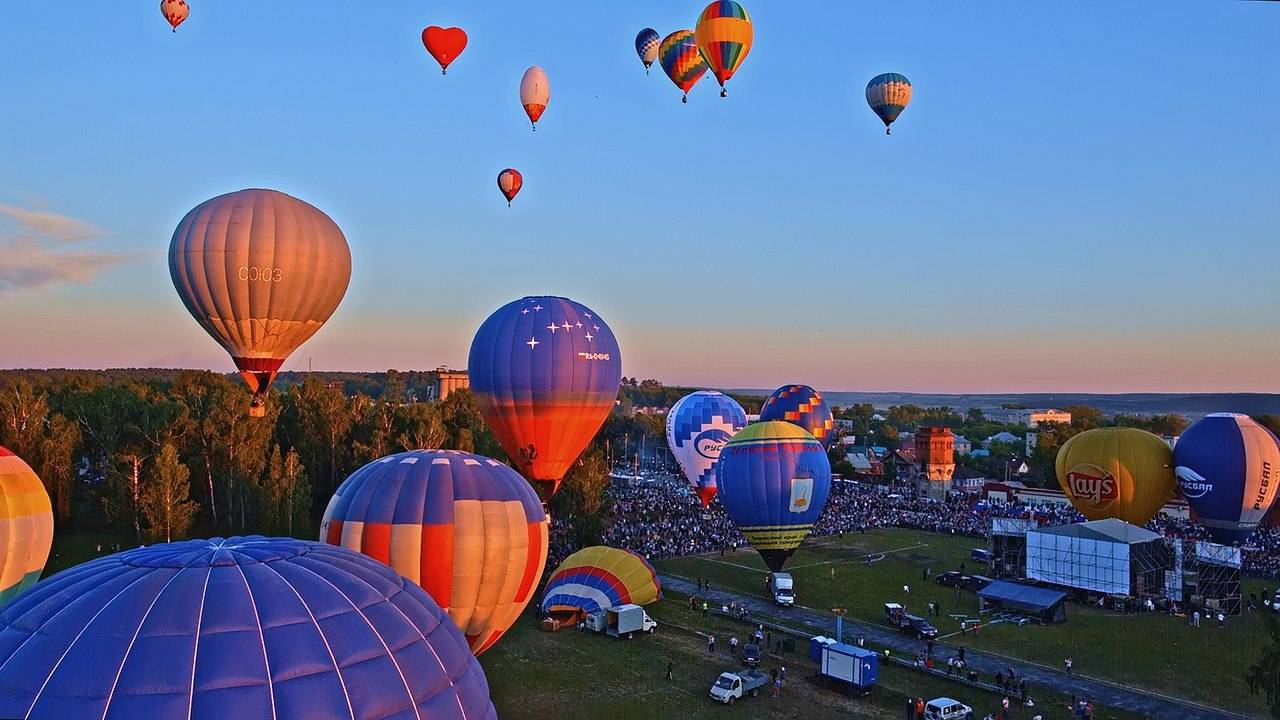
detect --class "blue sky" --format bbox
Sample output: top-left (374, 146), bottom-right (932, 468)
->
top-left (1, 1), bottom-right (1277, 392)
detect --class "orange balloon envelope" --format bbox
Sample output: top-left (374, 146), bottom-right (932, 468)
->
top-left (160, 0), bottom-right (188, 32)
top-left (321, 450), bottom-right (549, 655)
top-left (168, 189), bottom-right (352, 416)
top-left (0, 446), bottom-right (53, 607)
top-left (520, 66), bottom-right (550, 130)
top-left (497, 168), bottom-right (523, 206)
top-left (695, 1), bottom-right (754, 97)
top-left (422, 26), bottom-right (468, 75)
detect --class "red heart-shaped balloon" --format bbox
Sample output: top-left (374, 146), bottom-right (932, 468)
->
top-left (422, 26), bottom-right (468, 75)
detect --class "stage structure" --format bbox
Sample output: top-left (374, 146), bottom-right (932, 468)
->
top-left (1184, 541), bottom-right (1242, 616)
top-left (1025, 519), bottom-right (1174, 599)
top-left (988, 517), bottom-right (1032, 580)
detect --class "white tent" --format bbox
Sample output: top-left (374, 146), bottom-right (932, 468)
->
top-left (1026, 519), bottom-right (1168, 597)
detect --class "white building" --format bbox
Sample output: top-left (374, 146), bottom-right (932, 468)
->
top-left (999, 408), bottom-right (1072, 428)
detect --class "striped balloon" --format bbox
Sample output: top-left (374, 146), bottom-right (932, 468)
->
top-left (718, 422), bottom-right (832, 572)
top-left (497, 168), bottom-right (523, 206)
top-left (469, 296), bottom-right (622, 499)
top-left (541, 546), bottom-right (662, 617)
top-left (320, 450), bottom-right (548, 655)
top-left (759, 384), bottom-right (835, 449)
top-left (694, 1), bottom-right (753, 96)
top-left (635, 28), bottom-right (660, 73)
top-left (659, 30), bottom-right (707, 103)
top-left (0, 447), bottom-right (52, 608)
top-left (866, 73), bottom-right (913, 134)
top-left (1173, 413), bottom-right (1280, 544)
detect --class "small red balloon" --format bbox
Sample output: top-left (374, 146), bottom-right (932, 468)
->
top-left (422, 26), bottom-right (468, 75)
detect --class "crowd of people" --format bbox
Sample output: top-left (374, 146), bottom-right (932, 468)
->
top-left (541, 475), bottom-right (1280, 580)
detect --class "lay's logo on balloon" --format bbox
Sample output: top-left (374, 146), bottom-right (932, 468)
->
top-left (1066, 464), bottom-right (1118, 506)
top-left (694, 428), bottom-right (732, 460)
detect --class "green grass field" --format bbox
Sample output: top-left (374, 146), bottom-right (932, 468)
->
top-left (655, 528), bottom-right (1270, 716)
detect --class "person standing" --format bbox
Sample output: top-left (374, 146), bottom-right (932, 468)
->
top-left (707, 634), bottom-right (715, 654)
top-left (959, 645), bottom-right (966, 663)
top-left (666, 661), bottom-right (673, 681)
top-left (1065, 656), bottom-right (1073, 675)
top-left (904, 697), bottom-right (915, 720)
top-left (730, 635), bottom-right (739, 655)
top-left (702, 600), bottom-right (709, 618)
top-left (1001, 695), bottom-right (1010, 720)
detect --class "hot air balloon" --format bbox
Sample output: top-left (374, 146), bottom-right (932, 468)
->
top-left (0, 447), bottom-right (52, 608)
top-left (718, 421), bottom-right (831, 571)
top-left (1173, 413), bottom-right (1280, 544)
top-left (422, 25), bottom-right (468, 75)
top-left (866, 73), bottom-right (913, 134)
top-left (759, 384), bottom-right (835, 449)
top-left (0, 537), bottom-right (497, 719)
top-left (541, 546), bottom-right (661, 622)
top-left (168, 189), bottom-right (351, 417)
top-left (320, 449), bottom-right (549, 655)
top-left (497, 168), bottom-right (523, 206)
top-left (694, 1), bottom-right (753, 97)
top-left (160, 0), bottom-right (188, 32)
top-left (659, 30), bottom-right (707, 103)
top-left (635, 28), bottom-right (661, 74)
top-left (1055, 428), bottom-right (1176, 526)
top-left (520, 66), bottom-right (550, 130)
top-left (667, 391), bottom-right (748, 507)
top-left (468, 296), bottom-right (622, 500)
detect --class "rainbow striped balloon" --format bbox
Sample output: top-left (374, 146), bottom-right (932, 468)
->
top-left (695, 1), bottom-right (753, 95)
top-left (0, 446), bottom-right (52, 607)
top-left (320, 449), bottom-right (548, 654)
top-left (541, 546), bottom-right (662, 616)
top-left (659, 29), bottom-right (707, 102)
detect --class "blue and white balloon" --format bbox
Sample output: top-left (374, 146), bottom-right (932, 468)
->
top-left (1173, 413), bottom-right (1280, 545)
top-left (666, 391), bottom-right (748, 506)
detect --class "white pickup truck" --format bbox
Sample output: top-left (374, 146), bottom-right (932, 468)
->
top-left (709, 669), bottom-right (769, 705)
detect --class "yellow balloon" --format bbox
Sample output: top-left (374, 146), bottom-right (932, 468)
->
top-left (0, 446), bottom-right (53, 606)
top-left (1055, 428), bottom-right (1175, 525)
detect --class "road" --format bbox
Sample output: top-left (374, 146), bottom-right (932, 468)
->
top-left (661, 575), bottom-right (1243, 720)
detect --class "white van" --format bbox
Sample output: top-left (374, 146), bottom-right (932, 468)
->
top-left (924, 697), bottom-right (973, 720)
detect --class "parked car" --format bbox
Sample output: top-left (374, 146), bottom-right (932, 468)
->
top-left (900, 613), bottom-right (938, 639)
top-left (970, 548), bottom-right (993, 564)
top-left (961, 575), bottom-right (994, 592)
top-left (924, 697), bottom-right (973, 720)
top-left (742, 643), bottom-right (761, 668)
top-left (935, 571), bottom-right (968, 588)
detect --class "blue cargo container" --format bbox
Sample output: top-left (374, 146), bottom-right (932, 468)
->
top-left (820, 642), bottom-right (879, 691)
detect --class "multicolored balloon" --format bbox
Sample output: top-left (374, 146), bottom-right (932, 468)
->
top-left (320, 450), bottom-right (548, 655)
top-left (0, 447), bottom-right (52, 607)
top-left (1174, 413), bottom-right (1280, 544)
top-left (541, 546), bottom-right (662, 618)
top-left (694, 1), bottom-right (753, 97)
top-left (866, 73), bottom-right (913, 134)
top-left (718, 421), bottom-right (832, 571)
top-left (759, 384), bottom-right (835, 449)
top-left (469, 296), bottom-right (622, 499)
top-left (659, 30), bottom-right (707, 103)
top-left (422, 25), bottom-right (468, 75)
top-left (160, 0), bottom-right (188, 32)
top-left (497, 168), bottom-right (523, 206)
top-left (635, 28), bottom-right (660, 74)
top-left (667, 391), bottom-right (748, 507)
top-left (168, 189), bottom-right (352, 417)
top-left (1055, 428), bottom-right (1176, 526)
top-left (0, 537), bottom-right (497, 719)
top-left (520, 66), bottom-right (550, 130)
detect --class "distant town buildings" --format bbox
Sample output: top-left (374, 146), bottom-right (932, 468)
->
top-left (914, 427), bottom-right (955, 498)
top-left (997, 408), bottom-right (1072, 428)
top-left (953, 434), bottom-right (972, 455)
top-left (984, 431), bottom-right (1021, 446)
top-left (424, 367), bottom-right (468, 402)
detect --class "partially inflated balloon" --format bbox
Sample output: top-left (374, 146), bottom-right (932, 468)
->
top-left (169, 189), bottom-right (351, 417)
top-left (694, 1), bottom-right (753, 97)
top-left (469, 296), bottom-right (622, 499)
top-left (160, 0), bottom-right (188, 32)
top-left (718, 421), bottom-right (831, 571)
top-left (659, 30), bottom-right (707, 103)
top-left (0, 447), bottom-right (52, 607)
top-left (321, 450), bottom-right (548, 655)
top-left (1174, 413), bottom-right (1280, 544)
top-left (1055, 428), bottom-right (1175, 526)
top-left (422, 26), bottom-right (468, 75)
top-left (497, 168), bottom-right (523, 206)
top-left (866, 73), bottom-right (912, 134)
top-left (541, 546), bottom-right (661, 618)
top-left (635, 28), bottom-right (660, 73)
top-left (520, 66), bottom-right (550, 130)
top-left (667, 391), bottom-right (747, 506)
top-left (759, 385), bottom-right (835, 449)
